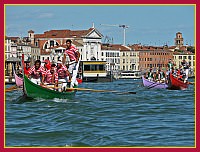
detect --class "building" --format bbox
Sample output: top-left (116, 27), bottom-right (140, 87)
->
top-left (138, 45), bottom-right (173, 73)
top-left (173, 51), bottom-right (195, 77)
top-left (175, 32), bottom-right (184, 48)
top-left (101, 43), bottom-right (120, 78)
top-left (5, 36), bottom-right (18, 59)
top-left (31, 25), bottom-right (103, 63)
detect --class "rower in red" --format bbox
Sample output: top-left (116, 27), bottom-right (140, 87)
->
top-left (63, 39), bottom-right (80, 74)
top-left (28, 60), bottom-right (45, 85)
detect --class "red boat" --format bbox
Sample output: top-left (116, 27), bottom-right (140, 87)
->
top-left (168, 73), bottom-right (189, 90)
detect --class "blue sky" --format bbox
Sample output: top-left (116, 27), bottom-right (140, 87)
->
top-left (5, 5), bottom-right (195, 46)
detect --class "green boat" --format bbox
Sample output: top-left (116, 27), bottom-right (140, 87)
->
top-left (23, 76), bottom-right (76, 99)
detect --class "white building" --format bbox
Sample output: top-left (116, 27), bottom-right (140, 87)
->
top-left (32, 25), bottom-right (103, 63)
top-left (101, 44), bottom-right (120, 77)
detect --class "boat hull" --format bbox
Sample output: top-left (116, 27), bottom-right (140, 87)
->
top-left (14, 73), bottom-right (23, 87)
top-left (24, 76), bottom-right (76, 99)
top-left (142, 76), bottom-right (168, 89)
top-left (13, 65), bottom-right (23, 87)
top-left (168, 73), bottom-right (189, 90)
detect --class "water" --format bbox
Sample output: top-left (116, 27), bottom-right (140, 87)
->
top-left (5, 79), bottom-right (195, 147)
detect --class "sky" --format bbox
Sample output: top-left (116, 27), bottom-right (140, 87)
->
top-left (5, 5), bottom-right (195, 46)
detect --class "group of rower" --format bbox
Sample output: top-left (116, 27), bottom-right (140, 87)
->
top-left (23, 39), bottom-right (80, 91)
top-left (145, 59), bottom-right (190, 83)
top-left (145, 68), bottom-right (166, 83)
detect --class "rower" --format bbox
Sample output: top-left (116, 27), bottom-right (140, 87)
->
top-left (42, 59), bottom-right (51, 71)
top-left (181, 59), bottom-right (190, 83)
top-left (155, 69), bottom-right (162, 83)
top-left (56, 60), bottom-right (71, 91)
top-left (167, 59), bottom-right (174, 72)
top-left (28, 60), bottom-right (45, 85)
top-left (147, 68), bottom-right (154, 81)
top-left (42, 64), bottom-right (58, 90)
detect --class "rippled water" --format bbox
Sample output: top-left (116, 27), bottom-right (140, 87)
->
top-left (5, 79), bottom-right (195, 147)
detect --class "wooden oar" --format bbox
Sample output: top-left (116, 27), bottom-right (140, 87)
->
top-left (5, 85), bottom-right (17, 92)
top-left (65, 88), bottom-right (136, 94)
top-left (188, 81), bottom-right (195, 85)
top-left (147, 81), bottom-right (158, 88)
top-left (147, 83), bottom-right (161, 89)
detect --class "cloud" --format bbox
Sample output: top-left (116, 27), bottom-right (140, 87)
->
top-left (37, 12), bottom-right (54, 19)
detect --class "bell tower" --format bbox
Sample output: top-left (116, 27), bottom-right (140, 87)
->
top-left (174, 32), bottom-right (184, 48)
top-left (28, 30), bottom-right (35, 45)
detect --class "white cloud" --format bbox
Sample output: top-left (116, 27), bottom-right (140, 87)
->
top-left (37, 13), bottom-right (54, 19)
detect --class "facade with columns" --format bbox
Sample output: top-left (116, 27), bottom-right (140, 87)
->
top-left (30, 26), bottom-right (103, 63)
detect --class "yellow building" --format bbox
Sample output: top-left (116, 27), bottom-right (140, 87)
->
top-left (173, 51), bottom-right (195, 77)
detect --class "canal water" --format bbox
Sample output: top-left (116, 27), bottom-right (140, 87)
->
top-left (5, 79), bottom-right (195, 147)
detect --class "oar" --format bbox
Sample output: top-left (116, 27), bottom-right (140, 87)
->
top-left (65, 88), bottom-right (136, 94)
top-left (147, 83), bottom-right (161, 89)
top-left (188, 81), bottom-right (195, 85)
top-left (147, 82), bottom-right (158, 89)
top-left (147, 81), bottom-right (158, 88)
top-left (5, 85), bottom-right (18, 92)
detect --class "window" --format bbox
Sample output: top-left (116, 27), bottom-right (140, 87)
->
top-left (99, 65), bottom-right (104, 71)
top-left (84, 65), bottom-right (90, 71)
top-left (102, 52), bottom-right (104, 56)
top-left (50, 40), bottom-right (54, 47)
top-left (91, 65), bottom-right (97, 71)
top-left (44, 44), bottom-right (47, 49)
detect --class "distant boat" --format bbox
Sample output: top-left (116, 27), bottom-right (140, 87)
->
top-left (119, 71), bottom-right (141, 79)
top-left (142, 76), bottom-right (168, 89)
top-left (168, 73), bottom-right (189, 90)
top-left (80, 61), bottom-right (113, 82)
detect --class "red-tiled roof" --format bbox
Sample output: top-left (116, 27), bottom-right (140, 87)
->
top-left (34, 28), bottom-right (96, 39)
top-left (6, 36), bottom-right (20, 41)
top-left (101, 44), bottom-right (130, 51)
top-left (173, 51), bottom-right (194, 55)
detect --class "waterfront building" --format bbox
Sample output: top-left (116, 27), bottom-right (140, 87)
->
top-left (137, 45), bottom-right (173, 73)
top-left (5, 36), bottom-right (18, 59)
top-left (31, 45), bottom-right (41, 61)
top-left (173, 51), bottom-right (195, 77)
top-left (101, 44), bottom-right (120, 78)
top-left (31, 25), bottom-right (103, 63)
top-left (17, 44), bottom-right (32, 61)
top-left (127, 44), bottom-right (141, 72)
